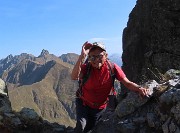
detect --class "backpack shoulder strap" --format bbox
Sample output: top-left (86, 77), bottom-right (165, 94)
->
top-left (82, 62), bottom-right (91, 85)
top-left (77, 62), bottom-right (91, 97)
top-left (106, 59), bottom-right (116, 84)
top-left (106, 59), bottom-right (118, 95)
top-left (80, 62), bottom-right (91, 86)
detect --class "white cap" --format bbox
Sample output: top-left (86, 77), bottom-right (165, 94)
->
top-left (90, 42), bottom-right (106, 51)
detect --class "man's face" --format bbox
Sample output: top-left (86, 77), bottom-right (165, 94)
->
top-left (88, 48), bottom-right (107, 69)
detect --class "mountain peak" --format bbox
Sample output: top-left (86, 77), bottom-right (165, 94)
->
top-left (7, 54), bottom-right (13, 59)
top-left (39, 49), bottom-right (49, 57)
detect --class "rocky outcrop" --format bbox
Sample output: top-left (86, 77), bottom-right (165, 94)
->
top-left (0, 107), bottom-right (74, 133)
top-left (92, 69), bottom-right (180, 133)
top-left (122, 0), bottom-right (180, 83)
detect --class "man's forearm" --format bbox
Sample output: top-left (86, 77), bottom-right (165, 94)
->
top-left (71, 54), bottom-right (85, 80)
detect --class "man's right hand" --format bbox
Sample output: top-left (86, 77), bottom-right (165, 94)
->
top-left (81, 41), bottom-right (92, 56)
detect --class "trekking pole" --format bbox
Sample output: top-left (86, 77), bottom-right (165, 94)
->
top-left (6, 84), bottom-right (9, 97)
top-left (155, 68), bottom-right (166, 81)
top-left (147, 68), bottom-right (162, 81)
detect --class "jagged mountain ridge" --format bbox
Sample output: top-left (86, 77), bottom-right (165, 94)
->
top-left (3, 60), bottom-right (55, 86)
top-left (59, 53), bottom-right (79, 65)
top-left (0, 51), bottom-right (122, 76)
top-left (0, 50), bottom-right (78, 127)
top-left (0, 53), bottom-right (35, 76)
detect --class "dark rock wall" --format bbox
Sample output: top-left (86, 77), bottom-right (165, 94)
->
top-left (122, 0), bottom-right (180, 83)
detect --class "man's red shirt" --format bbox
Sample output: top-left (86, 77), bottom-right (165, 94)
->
top-left (80, 61), bottom-right (126, 109)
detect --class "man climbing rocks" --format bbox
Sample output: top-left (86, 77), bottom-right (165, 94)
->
top-left (71, 41), bottom-right (150, 133)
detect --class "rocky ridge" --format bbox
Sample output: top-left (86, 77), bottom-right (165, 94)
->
top-left (91, 69), bottom-right (180, 133)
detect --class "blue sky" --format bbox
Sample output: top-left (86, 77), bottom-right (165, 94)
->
top-left (0, 0), bottom-right (136, 59)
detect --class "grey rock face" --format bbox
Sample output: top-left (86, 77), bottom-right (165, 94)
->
top-left (0, 78), bottom-right (11, 113)
top-left (122, 0), bottom-right (180, 83)
top-left (0, 78), bottom-right (7, 96)
top-left (115, 80), bottom-right (157, 118)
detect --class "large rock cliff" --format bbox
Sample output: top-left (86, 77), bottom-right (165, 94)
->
top-left (122, 0), bottom-right (180, 83)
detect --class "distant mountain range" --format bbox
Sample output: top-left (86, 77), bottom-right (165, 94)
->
top-left (0, 50), bottom-right (78, 127)
top-left (108, 53), bottom-right (122, 67)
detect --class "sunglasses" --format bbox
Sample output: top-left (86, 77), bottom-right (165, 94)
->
top-left (88, 54), bottom-right (104, 62)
